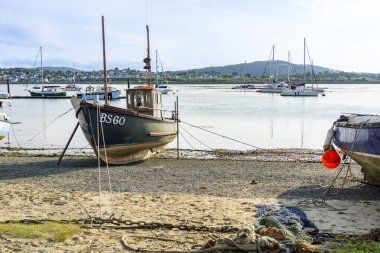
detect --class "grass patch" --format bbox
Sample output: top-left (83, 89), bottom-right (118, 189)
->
top-left (330, 240), bottom-right (380, 253)
top-left (0, 221), bottom-right (80, 242)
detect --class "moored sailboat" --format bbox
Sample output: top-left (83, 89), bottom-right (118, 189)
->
top-left (27, 47), bottom-right (66, 97)
top-left (71, 17), bottom-right (177, 164)
top-left (280, 39), bottom-right (321, 97)
top-left (257, 45), bottom-right (287, 94)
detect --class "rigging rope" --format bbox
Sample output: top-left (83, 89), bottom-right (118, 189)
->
top-left (98, 104), bottom-right (116, 216)
top-left (95, 104), bottom-right (103, 218)
top-left (179, 129), bottom-right (195, 150)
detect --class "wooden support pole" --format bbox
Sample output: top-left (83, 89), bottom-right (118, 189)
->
top-left (57, 122), bottom-right (80, 165)
top-left (176, 96), bottom-right (179, 159)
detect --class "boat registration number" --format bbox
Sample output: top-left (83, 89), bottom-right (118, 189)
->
top-left (99, 113), bottom-right (126, 126)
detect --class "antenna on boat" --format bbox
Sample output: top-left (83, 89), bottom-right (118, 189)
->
top-left (101, 16), bottom-right (109, 105)
top-left (144, 25), bottom-right (152, 85)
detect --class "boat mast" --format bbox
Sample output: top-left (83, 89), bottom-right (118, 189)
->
top-left (155, 49), bottom-right (158, 84)
top-left (101, 16), bottom-right (108, 105)
top-left (287, 51), bottom-right (290, 83)
top-left (303, 38), bottom-right (306, 84)
top-left (243, 60), bottom-right (246, 84)
top-left (73, 63), bottom-right (76, 85)
top-left (271, 45), bottom-right (275, 82)
top-left (40, 46), bottom-right (44, 87)
top-left (144, 25), bottom-right (152, 85)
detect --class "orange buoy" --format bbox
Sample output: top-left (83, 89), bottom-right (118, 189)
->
top-left (322, 149), bottom-right (341, 169)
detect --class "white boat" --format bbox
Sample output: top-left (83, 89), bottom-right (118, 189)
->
top-left (0, 112), bottom-right (10, 141)
top-left (257, 82), bottom-right (287, 93)
top-left (0, 89), bottom-right (9, 100)
top-left (154, 83), bottom-right (172, 94)
top-left (280, 83), bottom-right (319, 96)
top-left (77, 85), bottom-right (121, 100)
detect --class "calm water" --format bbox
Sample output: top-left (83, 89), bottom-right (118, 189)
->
top-left (0, 83), bottom-right (379, 151)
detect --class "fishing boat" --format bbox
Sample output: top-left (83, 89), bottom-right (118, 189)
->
top-left (27, 47), bottom-right (67, 97)
top-left (280, 39), bottom-right (321, 97)
top-left (154, 50), bottom-right (173, 94)
top-left (71, 17), bottom-right (177, 164)
top-left (0, 112), bottom-right (10, 141)
top-left (323, 113), bottom-right (380, 186)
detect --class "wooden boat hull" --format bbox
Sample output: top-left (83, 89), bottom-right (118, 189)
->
top-left (333, 120), bottom-right (380, 185)
top-left (71, 97), bottom-right (177, 164)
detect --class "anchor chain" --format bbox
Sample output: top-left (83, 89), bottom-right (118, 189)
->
top-left (79, 217), bottom-right (240, 233)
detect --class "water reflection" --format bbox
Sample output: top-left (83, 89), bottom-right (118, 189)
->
top-left (0, 83), bottom-right (379, 151)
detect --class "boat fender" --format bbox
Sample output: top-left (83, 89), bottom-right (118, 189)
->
top-left (323, 126), bottom-right (334, 151)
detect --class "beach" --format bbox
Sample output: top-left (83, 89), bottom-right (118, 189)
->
top-left (0, 149), bottom-right (379, 252)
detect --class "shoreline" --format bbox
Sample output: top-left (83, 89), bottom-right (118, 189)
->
top-left (0, 151), bottom-right (379, 252)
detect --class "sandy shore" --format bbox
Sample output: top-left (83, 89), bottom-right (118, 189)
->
top-left (0, 149), bottom-right (379, 252)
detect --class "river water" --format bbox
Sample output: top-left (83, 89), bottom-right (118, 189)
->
top-left (0, 83), bottom-right (378, 151)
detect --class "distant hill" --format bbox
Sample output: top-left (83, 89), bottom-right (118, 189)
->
top-left (40, 66), bottom-right (82, 72)
top-left (182, 60), bottom-right (338, 77)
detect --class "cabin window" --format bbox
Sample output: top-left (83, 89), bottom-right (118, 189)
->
top-left (134, 91), bottom-right (145, 107)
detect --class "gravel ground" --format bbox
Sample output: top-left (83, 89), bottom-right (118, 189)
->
top-left (0, 152), bottom-right (378, 201)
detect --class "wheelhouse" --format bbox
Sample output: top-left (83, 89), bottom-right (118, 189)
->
top-left (126, 85), bottom-right (163, 117)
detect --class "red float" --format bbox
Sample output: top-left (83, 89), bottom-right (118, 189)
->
top-left (322, 149), bottom-right (341, 169)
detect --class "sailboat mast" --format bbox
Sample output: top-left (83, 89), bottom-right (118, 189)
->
top-left (144, 25), bottom-right (152, 86)
top-left (287, 51), bottom-right (290, 83)
top-left (73, 63), bottom-right (76, 85)
top-left (155, 50), bottom-right (158, 84)
top-left (303, 38), bottom-right (306, 84)
top-left (101, 16), bottom-right (108, 105)
top-left (243, 60), bottom-right (246, 84)
top-left (40, 47), bottom-right (44, 87)
top-left (272, 45), bottom-right (275, 82)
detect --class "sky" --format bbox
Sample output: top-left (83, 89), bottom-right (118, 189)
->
top-left (1, 0), bottom-right (380, 73)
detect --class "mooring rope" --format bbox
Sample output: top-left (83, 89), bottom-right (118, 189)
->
top-left (7, 106), bottom-right (75, 152)
top-left (179, 129), bottom-right (196, 150)
top-left (180, 121), bottom-right (260, 150)
top-left (179, 124), bottom-right (213, 150)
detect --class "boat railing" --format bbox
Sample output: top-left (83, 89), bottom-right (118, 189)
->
top-left (135, 107), bottom-right (176, 119)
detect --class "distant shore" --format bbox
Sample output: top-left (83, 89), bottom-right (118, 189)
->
top-left (2, 80), bottom-right (380, 85)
